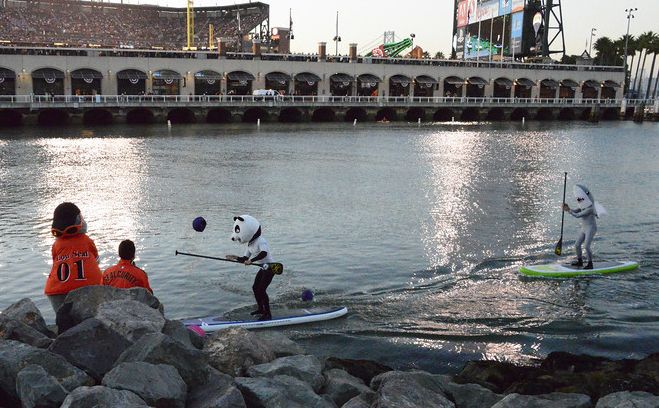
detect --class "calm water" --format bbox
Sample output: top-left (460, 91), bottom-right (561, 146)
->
top-left (0, 121), bottom-right (657, 373)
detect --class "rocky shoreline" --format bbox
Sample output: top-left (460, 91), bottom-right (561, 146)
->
top-left (1, 286), bottom-right (658, 408)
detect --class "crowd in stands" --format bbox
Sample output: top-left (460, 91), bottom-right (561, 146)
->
top-left (0, 0), bottom-right (267, 50)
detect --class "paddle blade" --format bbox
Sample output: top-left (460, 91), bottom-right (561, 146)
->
top-left (554, 239), bottom-right (563, 256)
top-left (271, 263), bottom-right (284, 275)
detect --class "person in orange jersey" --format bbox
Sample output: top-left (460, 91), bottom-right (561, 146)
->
top-left (103, 240), bottom-right (153, 294)
top-left (45, 202), bottom-right (103, 313)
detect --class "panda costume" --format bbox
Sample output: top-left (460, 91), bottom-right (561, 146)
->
top-left (229, 215), bottom-right (275, 321)
top-left (563, 184), bottom-right (607, 269)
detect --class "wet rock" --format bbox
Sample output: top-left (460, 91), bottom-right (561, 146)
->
top-left (48, 318), bottom-right (132, 381)
top-left (204, 327), bottom-right (275, 377)
top-left (163, 319), bottom-right (204, 350)
top-left (1, 298), bottom-right (55, 337)
top-left (491, 392), bottom-right (592, 408)
top-left (95, 299), bottom-right (166, 342)
top-left (324, 357), bottom-right (393, 385)
top-left (116, 332), bottom-right (211, 388)
top-left (15, 364), bottom-right (68, 408)
top-left (321, 368), bottom-right (373, 407)
top-left (255, 331), bottom-right (305, 358)
top-left (235, 375), bottom-right (336, 408)
top-left (0, 316), bottom-right (53, 348)
top-left (342, 392), bottom-right (377, 408)
top-left (56, 286), bottom-right (163, 332)
top-left (102, 362), bottom-right (187, 408)
top-left (442, 379), bottom-right (505, 408)
top-left (634, 353), bottom-right (659, 384)
top-left (60, 385), bottom-right (148, 407)
top-left (595, 391), bottom-right (659, 407)
top-left (0, 340), bottom-right (93, 401)
top-left (370, 370), bottom-right (454, 408)
top-left (247, 354), bottom-right (325, 393)
top-left (186, 367), bottom-right (246, 408)
top-left (454, 360), bottom-right (539, 393)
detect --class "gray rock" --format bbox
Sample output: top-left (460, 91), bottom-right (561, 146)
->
top-left (0, 340), bottom-right (93, 401)
top-left (95, 299), bottom-right (166, 342)
top-left (491, 392), bottom-right (592, 408)
top-left (102, 362), bottom-right (187, 408)
top-left (1, 298), bottom-right (54, 337)
top-left (443, 379), bottom-right (505, 408)
top-left (595, 391), bottom-right (659, 408)
top-left (163, 319), bottom-right (204, 350)
top-left (60, 385), bottom-right (149, 407)
top-left (370, 370), bottom-right (455, 408)
top-left (247, 354), bottom-right (325, 393)
top-left (0, 316), bottom-right (53, 348)
top-left (235, 375), bottom-right (337, 408)
top-left (255, 331), bottom-right (305, 358)
top-left (116, 332), bottom-right (211, 388)
top-left (48, 318), bottom-right (132, 381)
top-left (342, 392), bottom-right (377, 408)
top-left (15, 364), bottom-right (68, 408)
top-left (56, 286), bottom-right (163, 332)
top-left (186, 367), bottom-right (247, 408)
top-left (204, 327), bottom-right (275, 377)
top-left (321, 368), bottom-right (373, 407)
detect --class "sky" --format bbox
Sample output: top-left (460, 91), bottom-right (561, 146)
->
top-left (148, 0), bottom-right (658, 58)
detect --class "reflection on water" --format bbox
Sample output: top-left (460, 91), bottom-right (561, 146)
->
top-left (0, 122), bottom-right (657, 373)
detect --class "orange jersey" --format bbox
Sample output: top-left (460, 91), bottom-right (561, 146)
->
top-left (45, 234), bottom-right (102, 296)
top-left (103, 260), bottom-right (153, 293)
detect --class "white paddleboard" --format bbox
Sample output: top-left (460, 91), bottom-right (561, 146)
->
top-left (520, 261), bottom-right (639, 278)
top-left (183, 306), bottom-right (348, 333)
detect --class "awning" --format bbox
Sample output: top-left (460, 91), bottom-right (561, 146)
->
top-left (560, 79), bottom-right (578, 88)
top-left (357, 74), bottom-right (381, 83)
top-left (540, 79), bottom-right (559, 89)
top-left (152, 70), bottom-right (182, 80)
top-left (330, 73), bottom-right (353, 83)
top-left (295, 72), bottom-right (321, 83)
top-left (195, 70), bottom-right (223, 80)
top-left (227, 71), bottom-right (255, 81)
top-left (117, 69), bottom-right (148, 80)
top-left (515, 78), bottom-right (535, 88)
top-left (467, 77), bottom-right (488, 86)
top-left (31, 68), bottom-right (65, 79)
top-left (71, 69), bottom-right (103, 79)
top-left (415, 75), bottom-right (438, 85)
top-left (0, 68), bottom-right (16, 79)
top-left (603, 80), bottom-right (620, 88)
top-left (583, 80), bottom-right (600, 88)
top-left (494, 78), bottom-right (513, 87)
top-left (444, 76), bottom-right (464, 85)
top-left (265, 72), bottom-right (291, 82)
top-left (389, 75), bottom-right (412, 86)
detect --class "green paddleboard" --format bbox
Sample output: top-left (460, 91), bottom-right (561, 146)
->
top-left (520, 261), bottom-right (639, 278)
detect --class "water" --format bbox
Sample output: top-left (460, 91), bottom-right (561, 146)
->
top-left (1, 121), bottom-right (657, 373)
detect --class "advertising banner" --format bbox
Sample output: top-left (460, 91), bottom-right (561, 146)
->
top-left (475, 0), bottom-right (499, 24)
top-left (457, 0), bottom-right (469, 27)
top-left (512, 0), bottom-right (525, 13)
top-left (499, 0), bottom-right (512, 16)
top-left (510, 11), bottom-right (524, 54)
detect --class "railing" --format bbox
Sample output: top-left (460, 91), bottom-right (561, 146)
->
top-left (0, 95), bottom-right (654, 108)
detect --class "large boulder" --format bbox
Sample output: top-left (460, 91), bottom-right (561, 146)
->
top-left (0, 316), bottom-right (53, 348)
top-left (116, 332), bottom-right (212, 388)
top-left (163, 319), bottom-right (204, 350)
top-left (102, 362), bottom-right (187, 408)
top-left (186, 367), bottom-right (247, 408)
top-left (491, 392), bottom-right (592, 408)
top-left (1, 298), bottom-right (54, 337)
top-left (0, 340), bottom-right (93, 402)
top-left (370, 370), bottom-right (455, 408)
top-left (56, 286), bottom-right (163, 332)
top-left (595, 391), bottom-right (659, 408)
top-left (60, 386), bottom-right (148, 407)
top-left (324, 357), bottom-right (393, 385)
top-left (48, 318), bottom-right (132, 381)
top-left (442, 379), bottom-right (505, 408)
top-left (95, 299), bottom-right (166, 342)
top-left (247, 354), bottom-right (325, 393)
top-left (204, 327), bottom-right (276, 377)
top-left (234, 375), bottom-right (336, 408)
top-left (454, 360), bottom-right (539, 393)
top-left (15, 364), bottom-right (68, 408)
top-left (321, 368), bottom-right (373, 407)
top-left (255, 331), bottom-right (305, 358)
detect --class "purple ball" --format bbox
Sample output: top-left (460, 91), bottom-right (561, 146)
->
top-left (193, 217), bottom-right (207, 232)
top-left (301, 289), bottom-right (314, 302)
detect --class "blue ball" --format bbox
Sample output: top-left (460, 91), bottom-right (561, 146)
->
top-left (192, 217), bottom-right (207, 232)
top-left (301, 289), bottom-right (314, 302)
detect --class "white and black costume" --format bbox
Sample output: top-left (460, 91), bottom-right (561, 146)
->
top-left (567, 184), bottom-right (606, 269)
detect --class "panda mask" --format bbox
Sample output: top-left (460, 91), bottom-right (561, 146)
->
top-left (231, 215), bottom-right (261, 244)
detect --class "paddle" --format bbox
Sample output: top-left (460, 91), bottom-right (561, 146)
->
top-left (175, 250), bottom-right (284, 275)
top-left (554, 172), bottom-right (568, 256)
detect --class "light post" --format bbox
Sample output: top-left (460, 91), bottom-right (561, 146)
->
top-left (623, 8), bottom-right (637, 97)
top-left (333, 11), bottom-right (341, 56)
top-left (588, 28), bottom-right (597, 56)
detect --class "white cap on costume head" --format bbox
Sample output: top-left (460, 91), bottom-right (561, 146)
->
top-left (573, 184), bottom-right (594, 209)
top-left (230, 214), bottom-right (261, 243)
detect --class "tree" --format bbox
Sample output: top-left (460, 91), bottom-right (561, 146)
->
top-left (561, 54), bottom-right (578, 64)
top-left (633, 32), bottom-right (655, 96)
top-left (422, 51), bottom-right (431, 59)
top-left (594, 36), bottom-right (616, 65)
top-left (434, 51), bottom-right (445, 59)
top-left (646, 35), bottom-right (659, 98)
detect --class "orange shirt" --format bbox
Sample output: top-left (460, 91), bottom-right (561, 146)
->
top-left (103, 259), bottom-right (153, 293)
top-left (45, 234), bottom-right (102, 296)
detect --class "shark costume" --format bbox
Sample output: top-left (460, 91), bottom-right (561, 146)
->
top-left (230, 215), bottom-right (275, 321)
top-left (566, 184), bottom-right (607, 269)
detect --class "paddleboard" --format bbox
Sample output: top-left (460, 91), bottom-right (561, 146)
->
top-left (520, 261), bottom-right (639, 278)
top-left (183, 306), bottom-right (348, 333)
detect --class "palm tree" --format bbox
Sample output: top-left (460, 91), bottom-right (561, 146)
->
top-left (633, 32), bottom-right (655, 97)
top-left (616, 35), bottom-right (636, 95)
top-left (594, 36), bottom-right (616, 65)
top-left (644, 34), bottom-right (659, 98)
top-left (434, 51), bottom-right (445, 59)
